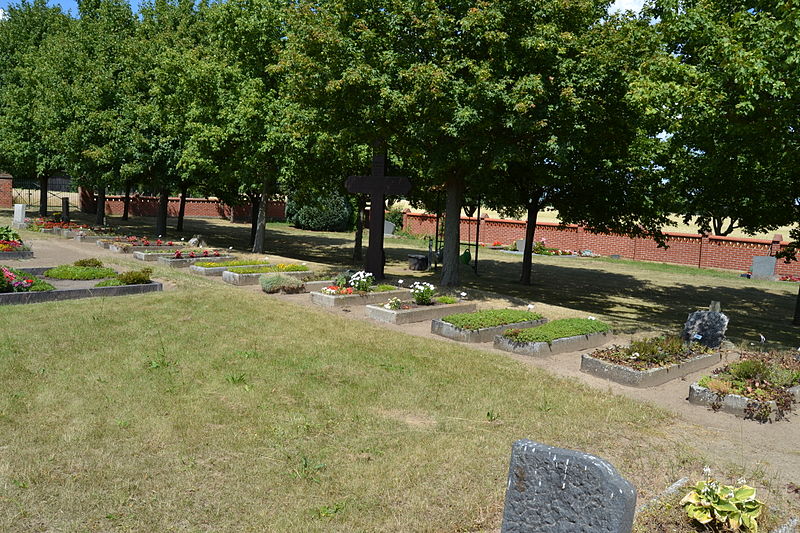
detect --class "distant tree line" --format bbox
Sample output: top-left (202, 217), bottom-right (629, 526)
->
top-left (0, 0), bottom-right (797, 286)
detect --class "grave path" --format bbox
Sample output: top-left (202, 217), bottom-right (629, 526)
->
top-left (8, 234), bottom-right (800, 494)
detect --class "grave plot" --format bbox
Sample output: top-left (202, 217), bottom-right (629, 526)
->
top-left (158, 250), bottom-right (235, 268)
top-left (364, 281), bottom-right (474, 324)
top-left (431, 309), bottom-right (546, 343)
top-left (309, 271), bottom-right (406, 307)
top-left (0, 260), bottom-right (161, 305)
top-left (97, 236), bottom-right (185, 252)
top-left (221, 264), bottom-right (313, 285)
top-left (494, 317), bottom-right (612, 356)
top-left (132, 249), bottom-right (229, 263)
top-left (190, 259), bottom-right (273, 277)
top-left (0, 226), bottom-right (34, 259)
top-left (580, 335), bottom-right (724, 387)
top-left (689, 351), bottom-right (800, 422)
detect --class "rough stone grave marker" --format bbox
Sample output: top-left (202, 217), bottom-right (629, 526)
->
top-left (384, 220), bottom-right (395, 235)
top-left (13, 204), bottom-right (26, 228)
top-left (502, 439), bottom-right (637, 533)
top-left (346, 146), bottom-right (410, 279)
top-left (61, 197), bottom-right (70, 223)
top-left (751, 256), bottom-right (777, 280)
top-left (681, 310), bottom-right (728, 349)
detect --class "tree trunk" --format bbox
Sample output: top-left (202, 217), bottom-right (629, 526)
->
top-left (520, 198), bottom-right (541, 285)
top-left (794, 284), bottom-right (800, 326)
top-left (176, 183), bottom-right (188, 232)
top-left (122, 180), bottom-right (132, 221)
top-left (353, 196), bottom-right (366, 264)
top-left (440, 172), bottom-right (464, 287)
top-left (156, 187), bottom-right (169, 237)
top-left (38, 175), bottom-right (49, 216)
top-left (94, 186), bottom-right (106, 227)
top-left (248, 191), bottom-right (261, 248)
top-left (252, 177), bottom-right (270, 254)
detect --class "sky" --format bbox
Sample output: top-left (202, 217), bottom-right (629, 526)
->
top-left (1, 0), bottom-right (645, 18)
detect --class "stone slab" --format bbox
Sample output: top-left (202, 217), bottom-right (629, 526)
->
top-left (366, 301), bottom-right (476, 325)
top-left (310, 289), bottom-right (408, 308)
top-left (681, 310), bottom-right (728, 349)
top-left (501, 439), bottom-right (636, 533)
top-left (0, 281), bottom-right (162, 306)
top-left (751, 256), bottom-right (777, 280)
top-left (580, 352), bottom-right (723, 388)
top-left (494, 331), bottom-right (612, 357)
top-left (222, 269), bottom-right (314, 285)
top-left (304, 280), bottom-right (334, 293)
top-left (0, 250), bottom-right (34, 260)
top-left (431, 317), bottom-right (547, 344)
top-left (133, 251), bottom-right (175, 261)
top-left (688, 383), bottom-right (800, 422)
top-left (13, 204), bottom-right (26, 224)
top-left (384, 220), bottom-right (396, 235)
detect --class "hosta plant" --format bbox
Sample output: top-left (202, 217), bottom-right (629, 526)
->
top-left (681, 479), bottom-right (763, 532)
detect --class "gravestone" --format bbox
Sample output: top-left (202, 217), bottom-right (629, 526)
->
top-left (345, 144), bottom-right (411, 279)
top-left (61, 197), bottom-right (70, 223)
top-left (187, 235), bottom-right (207, 247)
top-left (751, 256), bottom-right (777, 280)
top-left (12, 204), bottom-right (26, 228)
top-left (681, 310), bottom-right (729, 349)
top-left (384, 220), bottom-right (395, 235)
top-left (502, 439), bottom-right (636, 533)
top-left (516, 239), bottom-right (526, 252)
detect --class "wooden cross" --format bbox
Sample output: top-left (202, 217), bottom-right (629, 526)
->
top-left (346, 148), bottom-right (411, 279)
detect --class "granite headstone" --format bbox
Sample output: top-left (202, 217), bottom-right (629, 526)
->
top-left (501, 439), bottom-right (637, 533)
top-left (751, 256), bottom-right (777, 280)
top-left (681, 310), bottom-right (729, 349)
top-left (12, 204), bottom-right (27, 228)
top-left (384, 220), bottom-right (395, 235)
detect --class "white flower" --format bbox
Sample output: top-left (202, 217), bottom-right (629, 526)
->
top-left (301, 262), bottom-right (307, 265)
top-left (587, 316), bottom-right (597, 321)
top-left (158, 235), bottom-right (162, 238)
top-left (737, 477), bottom-right (747, 485)
top-left (460, 292), bottom-right (467, 297)
top-left (181, 237), bottom-right (185, 241)
top-left (229, 246), bottom-right (233, 250)
top-left (527, 304), bottom-right (535, 311)
top-left (703, 466), bottom-right (712, 477)
top-left (398, 279), bottom-right (404, 284)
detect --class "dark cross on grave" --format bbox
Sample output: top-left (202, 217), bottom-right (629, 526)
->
top-left (346, 144), bottom-right (411, 279)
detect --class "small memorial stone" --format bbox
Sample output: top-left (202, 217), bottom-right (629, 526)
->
top-left (501, 439), bottom-right (636, 533)
top-left (750, 256), bottom-right (777, 280)
top-left (13, 204), bottom-right (26, 225)
top-left (384, 220), bottom-right (396, 235)
top-left (681, 310), bottom-right (729, 349)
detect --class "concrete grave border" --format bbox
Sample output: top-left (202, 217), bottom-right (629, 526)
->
top-left (157, 255), bottom-right (236, 268)
top-left (431, 317), bottom-right (547, 343)
top-left (688, 383), bottom-right (800, 421)
top-left (366, 301), bottom-right (476, 325)
top-left (310, 289), bottom-right (408, 308)
top-left (494, 331), bottom-right (612, 357)
top-left (580, 351), bottom-right (724, 388)
top-left (222, 269), bottom-right (314, 285)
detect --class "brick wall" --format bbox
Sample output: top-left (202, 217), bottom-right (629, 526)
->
top-left (79, 190), bottom-right (285, 222)
top-left (0, 173), bottom-right (12, 208)
top-left (403, 212), bottom-right (800, 276)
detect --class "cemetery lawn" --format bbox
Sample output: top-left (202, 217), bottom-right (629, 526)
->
top-left (0, 271), bottom-right (713, 531)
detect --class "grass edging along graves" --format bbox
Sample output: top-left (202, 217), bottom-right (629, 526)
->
top-left (494, 317), bottom-right (612, 356)
top-left (580, 336), bottom-right (724, 388)
top-left (432, 309), bottom-right (547, 343)
top-left (688, 352), bottom-right (800, 422)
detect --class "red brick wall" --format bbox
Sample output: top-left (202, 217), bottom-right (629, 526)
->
top-left (79, 190), bottom-right (285, 222)
top-left (0, 174), bottom-right (12, 208)
top-left (403, 212), bottom-right (800, 275)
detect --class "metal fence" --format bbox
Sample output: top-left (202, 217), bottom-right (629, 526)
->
top-left (11, 177), bottom-right (80, 209)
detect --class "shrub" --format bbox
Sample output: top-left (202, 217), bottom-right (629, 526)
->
top-left (44, 265), bottom-right (117, 280)
top-left (443, 309), bottom-right (543, 330)
top-left (95, 279), bottom-right (124, 287)
top-left (385, 206), bottom-right (404, 230)
top-left (261, 273), bottom-right (304, 294)
top-left (74, 258), bottom-right (104, 267)
top-left (503, 318), bottom-right (611, 344)
top-left (287, 193), bottom-right (353, 231)
top-left (116, 268), bottom-right (153, 285)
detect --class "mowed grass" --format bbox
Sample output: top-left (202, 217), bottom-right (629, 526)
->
top-left (0, 272), bottom-right (698, 531)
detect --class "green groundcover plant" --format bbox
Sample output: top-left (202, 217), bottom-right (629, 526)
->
top-left (503, 318), bottom-right (610, 344)
top-left (44, 265), bottom-right (117, 280)
top-left (260, 273), bottom-right (304, 294)
top-left (442, 309), bottom-right (544, 330)
top-left (227, 264), bottom-right (310, 274)
top-left (590, 335), bottom-right (712, 370)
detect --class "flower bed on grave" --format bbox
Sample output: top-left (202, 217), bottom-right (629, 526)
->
top-left (431, 309), bottom-right (547, 343)
top-left (0, 260), bottom-right (161, 305)
top-left (580, 335), bottom-right (722, 387)
top-left (689, 351), bottom-right (800, 422)
top-left (133, 248), bottom-right (223, 261)
top-left (0, 226), bottom-right (34, 259)
top-left (28, 217), bottom-right (90, 233)
top-left (98, 236), bottom-right (184, 252)
top-left (310, 271), bottom-right (407, 307)
top-left (365, 282), bottom-right (475, 324)
top-left (494, 318), bottom-right (612, 356)
top-left (221, 263), bottom-right (313, 284)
